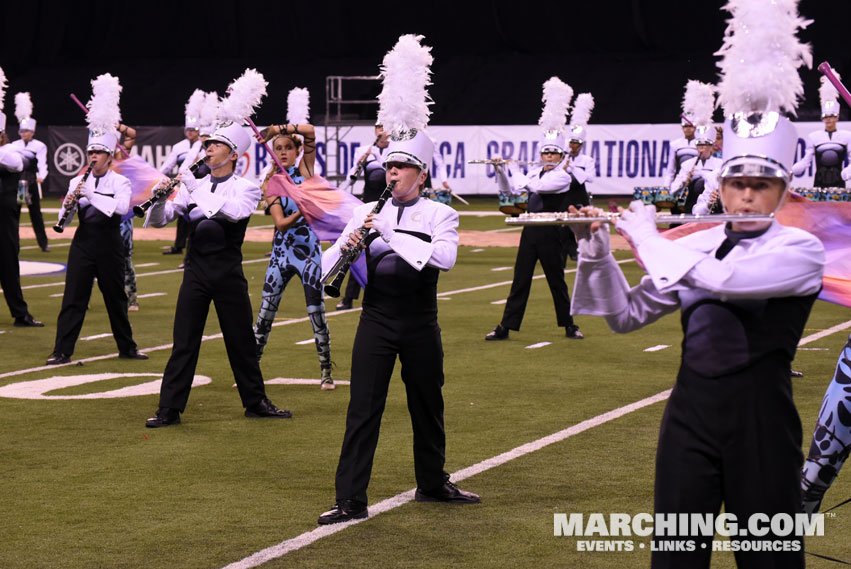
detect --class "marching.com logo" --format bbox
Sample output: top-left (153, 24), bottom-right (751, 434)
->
top-left (554, 513), bottom-right (824, 553)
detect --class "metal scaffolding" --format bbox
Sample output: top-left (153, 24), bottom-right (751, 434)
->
top-left (324, 75), bottom-right (380, 184)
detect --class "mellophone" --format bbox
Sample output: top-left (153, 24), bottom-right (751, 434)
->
top-left (791, 187), bottom-right (851, 202)
top-left (505, 211), bottom-right (775, 226)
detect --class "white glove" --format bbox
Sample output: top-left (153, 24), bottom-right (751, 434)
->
top-left (615, 201), bottom-right (659, 248)
top-left (180, 171), bottom-right (200, 193)
top-left (370, 212), bottom-right (395, 242)
top-left (577, 223), bottom-right (612, 260)
top-left (842, 164), bottom-right (851, 182)
top-left (79, 180), bottom-right (95, 200)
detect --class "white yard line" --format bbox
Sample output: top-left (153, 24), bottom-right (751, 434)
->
top-left (136, 292), bottom-right (167, 299)
top-left (134, 263), bottom-right (160, 268)
top-left (490, 266), bottom-right (513, 272)
top-left (294, 339), bottom-right (314, 345)
top-left (643, 345), bottom-right (671, 352)
top-left (525, 342), bottom-right (551, 350)
top-left (81, 333), bottom-right (113, 341)
top-left (490, 299), bottom-right (507, 305)
top-left (218, 321), bottom-right (850, 568)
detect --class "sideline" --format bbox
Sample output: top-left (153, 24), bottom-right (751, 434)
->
top-left (219, 322), bottom-right (850, 568)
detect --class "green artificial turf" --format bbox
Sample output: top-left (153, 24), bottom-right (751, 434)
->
top-left (1, 206), bottom-right (850, 568)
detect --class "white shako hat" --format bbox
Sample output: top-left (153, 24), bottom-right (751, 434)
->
top-left (206, 69), bottom-right (267, 156)
top-left (683, 80), bottom-right (716, 144)
top-left (378, 34), bottom-right (435, 172)
top-left (568, 93), bottom-right (594, 144)
top-left (538, 77), bottom-right (573, 154)
top-left (819, 75), bottom-right (840, 118)
top-left (15, 92), bottom-right (36, 131)
top-left (715, 0), bottom-right (812, 182)
top-left (199, 91), bottom-right (219, 137)
top-left (184, 89), bottom-right (205, 130)
top-left (85, 73), bottom-right (122, 153)
top-left (0, 65), bottom-right (7, 133)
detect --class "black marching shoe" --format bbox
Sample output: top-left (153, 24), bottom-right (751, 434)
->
top-left (145, 407), bottom-right (181, 428)
top-left (119, 350), bottom-right (149, 360)
top-left (162, 246), bottom-right (183, 255)
top-left (15, 314), bottom-right (44, 327)
top-left (45, 352), bottom-right (71, 365)
top-left (485, 324), bottom-right (509, 341)
top-left (335, 298), bottom-right (353, 310)
top-left (245, 397), bottom-right (292, 419)
top-left (317, 499), bottom-right (368, 525)
top-left (415, 480), bottom-right (481, 504)
top-left (565, 325), bottom-right (584, 340)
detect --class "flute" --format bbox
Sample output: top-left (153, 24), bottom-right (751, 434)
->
top-left (468, 159), bottom-right (543, 166)
top-left (54, 160), bottom-right (96, 233)
top-left (133, 157), bottom-right (207, 217)
top-left (504, 211), bottom-right (775, 226)
top-left (322, 180), bottom-right (397, 297)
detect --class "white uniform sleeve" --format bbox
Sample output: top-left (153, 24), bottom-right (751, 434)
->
top-left (791, 135), bottom-right (815, 177)
top-left (178, 141), bottom-right (204, 174)
top-left (321, 214), bottom-right (362, 276)
top-left (159, 146), bottom-right (180, 174)
top-left (144, 188), bottom-right (190, 228)
top-left (692, 189), bottom-right (713, 215)
top-left (566, 157), bottom-right (591, 185)
top-left (525, 166), bottom-right (573, 194)
top-left (0, 146), bottom-right (24, 172)
top-left (663, 143), bottom-right (678, 187)
top-left (86, 177), bottom-right (122, 217)
top-left (190, 181), bottom-right (260, 221)
top-left (635, 228), bottom-right (825, 299)
top-left (385, 206), bottom-right (459, 271)
top-left (670, 157), bottom-right (694, 193)
top-left (35, 142), bottom-right (48, 179)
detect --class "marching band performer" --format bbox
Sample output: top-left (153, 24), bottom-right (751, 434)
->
top-left (561, 93), bottom-right (596, 260)
top-left (144, 70), bottom-right (291, 427)
top-left (0, 69), bottom-right (43, 328)
top-left (662, 81), bottom-right (699, 188)
top-left (10, 92), bottom-right (49, 252)
top-left (485, 77), bottom-right (583, 342)
top-left (317, 35), bottom-right (479, 525)
top-left (159, 90), bottom-right (206, 256)
top-left (47, 74), bottom-right (145, 365)
top-left (570, 2), bottom-right (822, 565)
top-left (791, 74), bottom-right (851, 188)
top-left (669, 82), bottom-right (721, 215)
top-left (253, 87), bottom-right (335, 390)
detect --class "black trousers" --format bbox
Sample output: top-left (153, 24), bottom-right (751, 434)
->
top-left (652, 359), bottom-right (804, 569)
top-left (0, 202), bottom-right (29, 319)
top-left (53, 224), bottom-right (136, 356)
top-left (342, 274), bottom-right (361, 301)
top-left (23, 185), bottom-right (48, 250)
top-left (501, 226), bottom-right (573, 331)
top-left (157, 257), bottom-right (267, 412)
top-left (173, 216), bottom-right (189, 250)
top-left (560, 182), bottom-right (590, 259)
top-left (335, 311), bottom-right (447, 504)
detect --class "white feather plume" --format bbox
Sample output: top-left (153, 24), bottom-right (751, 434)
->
top-left (220, 68), bottom-right (267, 124)
top-left (86, 73), bottom-right (122, 133)
top-left (682, 80), bottom-right (715, 125)
top-left (377, 34), bottom-right (433, 135)
top-left (15, 92), bottom-right (33, 122)
top-left (538, 77), bottom-right (573, 132)
top-left (200, 91), bottom-right (219, 126)
top-left (820, 73), bottom-right (840, 107)
top-left (185, 89), bottom-right (206, 121)
top-left (0, 66), bottom-right (7, 112)
top-left (715, 0), bottom-right (812, 116)
top-left (571, 93), bottom-right (595, 127)
top-left (286, 87), bottom-right (310, 125)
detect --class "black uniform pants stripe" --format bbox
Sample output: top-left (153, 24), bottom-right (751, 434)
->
top-left (501, 226), bottom-right (573, 330)
top-left (0, 203), bottom-right (29, 319)
top-left (53, 235), bottom-right (136, 356)
top-left (652, 359), bottom-right (804, 569)
top-left (174, 216), bottom-right (189, 250)
top-left (335, 313), bottom-right (447, 504)
top-left (158, 262), bottom-right (267, 412)
top-left (24, 187), bottom-right (48, 250)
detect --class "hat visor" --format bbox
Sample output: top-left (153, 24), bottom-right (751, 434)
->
top-left (719, 156), bottom-right (789, 180)
top-left (539, 144), bottom-right (565, 154)
top-left (204, 134), bottom-right (237, 151)
top-left (383, 151), bottom-right (427, 170)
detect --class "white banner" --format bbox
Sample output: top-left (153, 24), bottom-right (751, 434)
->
top-left (233, 122), bottom-right (831, 196)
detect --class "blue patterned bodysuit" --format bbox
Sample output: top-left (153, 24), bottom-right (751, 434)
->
top-left (802, 333), bottom-right (851, 513)
top-left (254, 167), bottom-right (330, 372)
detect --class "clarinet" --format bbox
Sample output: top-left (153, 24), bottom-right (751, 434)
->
top-left (348, 136), bottom-right (382, 185)
top-left (54, 160), bottom-right (96, 233)
top-left (322, 180), bottom-right (397, 297)
top-left (133, 157), bottom-right (207, 217)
